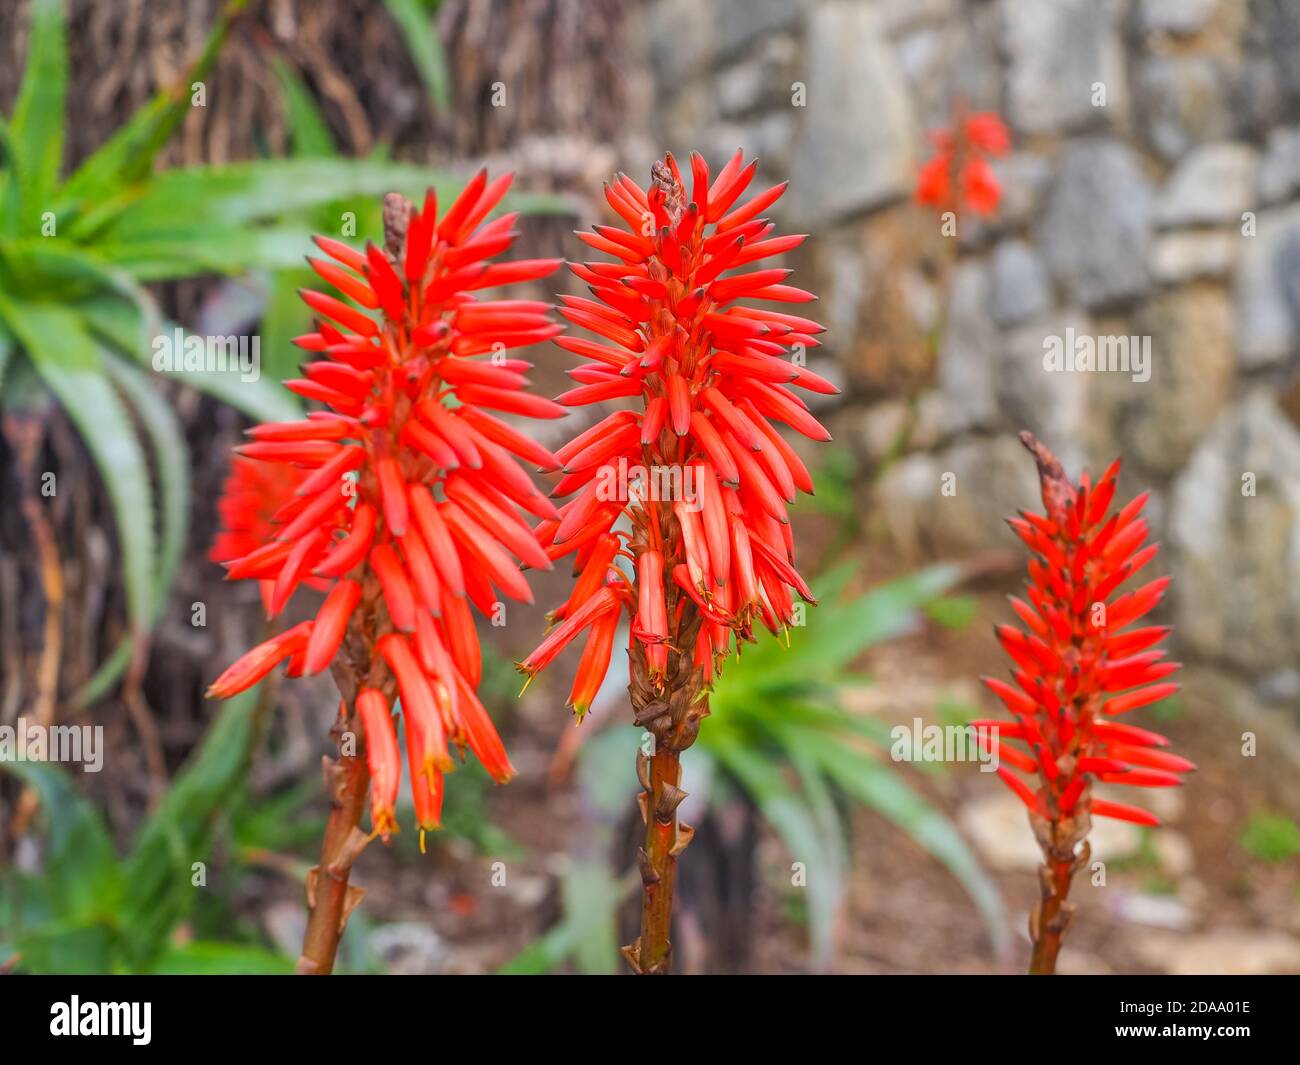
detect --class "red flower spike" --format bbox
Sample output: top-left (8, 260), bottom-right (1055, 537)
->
top-left (208, 177), bottom-right (561, 842)
top-left (521, 154), bottom-right (830, 974)
top-left (915, 105), bottom-right (1010, 217)
top-left (991, 432), bottom-right (1189, 975)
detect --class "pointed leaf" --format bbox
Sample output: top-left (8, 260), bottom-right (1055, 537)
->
top-left (0, 295), bottom-right (156, 640)
top-left (8, 0), bottom-right (67, 232)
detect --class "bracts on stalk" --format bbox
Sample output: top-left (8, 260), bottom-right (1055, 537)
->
top-left (623, 514), bottom-right (710, 974)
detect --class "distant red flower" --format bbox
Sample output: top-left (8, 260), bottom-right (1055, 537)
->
top-left (211, 456), bottom-right (325, 612)
top-left (207, 172), bottom-right (563, 838)
top-left (985, 432), bottom-right (1192, 973)
top-left (916, 108), bottom-right (1010, 216)
top-left (517, 150), bottom-right (833, 717)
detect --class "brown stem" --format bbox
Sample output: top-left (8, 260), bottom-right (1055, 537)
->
top-left (635, 745), bottom-right (683, 974)
top-left (296, 702), bottom-right (371, 975)
top-left (1028, 855), bottom-right (1074, 974)
top-left (623, 611), bottom-right (707, 974)
top-left (1027, 812), bottom-right (1089, 975)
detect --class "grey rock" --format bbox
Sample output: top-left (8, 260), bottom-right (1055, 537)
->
top-left (998, 308), bottom-right (1094, 475)
top-left (1001, 0), bottom-right (1127, 135)
top-left (715, 34), bottom-right (799, 118)
top-left (898, 18), bottom-right (1000, 133)
top-left (1110, 289), bottom-right (1236, 478)
top-left (991, 152), bottom-right (1053, 230)
top-left (961, 794), bottom-right (1143, 873)
top-left (1256, 0), bottom-right (1300, 112)
top-left (1111, 893), bottom-right (1197, 932)
top-left (855, 398), bottom-right (912, 464)
top-left (989, 240), bottom-right (1052, 327)
top-left (1168, 391), bottom-right (1300, 672)
top-left (938, 260), bottom-right (1001, 432)
top-left (703, 113), bottom-right (795, 173)
top-left (1259, 125), bottom-right (1300, 205)
top-left (261, 900), bottom-right (308, 958)
top-left (816, 236), bottom-right (868, 351)
top-left (1233, 56), bottom-right (1284, 139)
top-left (1150, 230), bottom-right (1240, 283)
top-left (647, 0), bottom-right (715, 86)
top-left (1136, 56), bottom-right (1233, 162)
top-left (1156, 143), bottom-right (1259, 228)
top-left (879, 0), bottom-right (956, 35)
top-left (370, 922), bottom-right (449, 975)
top-left (716, 0), bottom-right (808, 59)
top-left (1040, 139), bottom-right (1153, 309)
top-left (1256, 668), bottom-right (1300, 704)
top-left (894, 27), bottom-right (946, 97)
top-left (787, 2), bottom-right (916, 225)
top-left (716, 62), bottom-right (770, 120)
top-left (1133, 928), bottom-right (1300, 976)
top-left (1235, 203), bottom-right (1300, 369)
top-left (876, 435), bottom-right (1042, 554)
top-left (1140, 0), bottom-right (1218, 35)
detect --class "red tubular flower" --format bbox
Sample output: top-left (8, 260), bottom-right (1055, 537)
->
top-left (915, 106), bottom-right (1010, 217)
top-left (207, 173), bottom-right (564, 840)
top-left (521, 150), bottom-right (831, 709)
top-left (211, 456), bottom-right (329, 611)
top-left (520, 152), bottom-right (830, 973)
top-left (990, 432), bottom-right (1192, 974)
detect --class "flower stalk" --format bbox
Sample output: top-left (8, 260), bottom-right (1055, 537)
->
top-left (520, 152), bottom-right (830, 973)
top-left (208, 176), bottom-right (563, 974)
top-left (625, 518), bottom-right (707, 972)
top-left (985, 432), bottom-right (1192, 975)
top-left (296, 699), bottom-right (371, 975)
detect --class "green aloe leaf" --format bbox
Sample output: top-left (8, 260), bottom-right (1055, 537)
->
top-left (0, 761), bottom-right (123, 927)
top-left (70, 354), bottom-right (191, 703)
top-left (104, 355), bottom-right (189, 612)
top-left (271, 58), bottom-right (335, 157)
top-left (384, 0), bottom-right (451, 110)
top-left (702, 728), bottom-right (845, 966)
top-left (102, 158), bottom-right (569, 245)
top-left (8, 0), bottom-right (67, 234)
top-left (793, 726), bottom-right (1009, 957)
top-left (0, 114), bottom-right (17, 226)
top-left (146, 941), bottom-right (293, 975)
top-left (119, 687), bottom-right (261, 965)
top-left (0, 295), bottom-right (156, 641)
top-left (80, 297), bottom-right (299, 423)
top-left (0, 318), bottom-right (13, 390)
top-left (55, 0), bottom-right (251, 215)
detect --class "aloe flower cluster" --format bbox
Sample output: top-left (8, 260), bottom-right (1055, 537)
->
top-left (208, 171), bottom-right (563, 837)
top-left (984, 433), bottom-right (1191, 973)
top-left (915, 108), bottom-right (1009, 216)
top-left (519, 151), bottom-right (833, 711)
top-left (518, 151), bottom-right (831, 971)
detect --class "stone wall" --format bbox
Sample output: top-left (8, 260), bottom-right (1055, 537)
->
top-left (635, 0), bottom-right (1300, 702)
